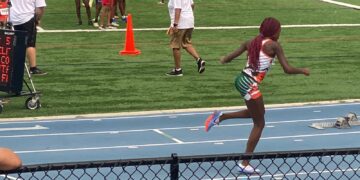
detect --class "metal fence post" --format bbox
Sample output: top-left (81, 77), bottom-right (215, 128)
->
top-left (170, 153), bottom-right (179, 180)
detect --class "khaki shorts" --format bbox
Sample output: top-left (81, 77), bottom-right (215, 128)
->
top-left (170, 28), bottom-right (194, 49)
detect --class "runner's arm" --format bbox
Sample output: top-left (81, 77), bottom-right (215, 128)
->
top-left (274, 42), bottom-right (310, 76)
top-left (220, 40), bottom-right (249, 64)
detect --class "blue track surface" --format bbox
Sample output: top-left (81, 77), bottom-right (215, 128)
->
top-left (0, 102), bottom-right (359, 165)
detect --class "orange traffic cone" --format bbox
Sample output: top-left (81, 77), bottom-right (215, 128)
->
top-left (120, 14), bottom-right (141, 55)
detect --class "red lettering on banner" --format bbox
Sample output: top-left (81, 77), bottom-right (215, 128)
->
top-left (5, 36), bottom-right (10, 45)
top-left (0, 35), bottom-right (12, 84)
top-left (1, 72), bottom-right (7, 82)
top-left (0, 64), bottom-right (8, 73)
top-left (0, 46), bottom-right (10, 55)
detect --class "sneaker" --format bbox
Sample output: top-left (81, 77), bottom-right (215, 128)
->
top-left (36, 26), bottom-right (44, 31)
top-left (30, 67), bottom-right (47, 75)
top-left (166, 69), bottom-right (183, 76)
top-left (204, 111), bottom-right (222, 132)
top-left (93, 22), bottom-right (99, 28)
top-left (107, 26), bottom-right (117, 29)
top-left (121, 16), bottom-right (127, 23)
top-left (197, 58), bottom-right (205, 73)
top-left (111, 22), bottom-right (119, 27)
top-left (237, 164), bottom-right (260, 174)
top-left (98, 26), bottom-right (106, 30)
top-left (158, 1), bottom-right (165, 4)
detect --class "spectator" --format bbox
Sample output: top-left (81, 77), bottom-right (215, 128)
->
top-left (93, 0), bottom-right (102, 27)
top-left (0, 0), bottom-right (9, 28)
top-left (111, 0), bottom-right (127, 26)
top-left (166, 0), bottom-right (205, 76)
top-left (0, 148), bottom-right (22, 171)
top-left (9, 0), bottom-right (47, 75)
top-left (75, 0), bottom-right (92, 25)
top-left (98, 0), bottom-right (112, 29)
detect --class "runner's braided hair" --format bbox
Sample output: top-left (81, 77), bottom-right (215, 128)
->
top-left (247, 17), bottom-right (281, 71)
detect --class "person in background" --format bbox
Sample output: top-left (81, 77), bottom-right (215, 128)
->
top-left (0, 148), bottom-right (22, 171)
top-left (92, 0), bottom-right (102, 27)
top-left (166, 0), bottom-right (205, 76)
top-left (111, 0), bottom-right (127, 26)
top-left (0, 0), bottom-right (9, 28)
top-left (10, 0), bottom-right (48, 75)
top-left (75, 0), bottom-right (92, 25)
top-left (98, 0), bottom-right (111, 30)
top-left (204, 17), bottom-right (310, 174)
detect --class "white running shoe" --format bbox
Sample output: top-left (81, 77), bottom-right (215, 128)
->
top-left (93, 22), bottom-right (99, 28)
top-left (107, 26), bottom-right (117, 29)
top-left (237, 163), bottom-right (260, 174)
top-left (36, 26), bottom-right (44, 31)
top-left (111, 22), bottom-right (119, 27)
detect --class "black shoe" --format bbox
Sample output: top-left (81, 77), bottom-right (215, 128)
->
top-left (30, 67), bottom-right (47, 75)
top-left (197, 58), bottom-right (205, 73)
top-left (166, 69), bottom-right (183, 76)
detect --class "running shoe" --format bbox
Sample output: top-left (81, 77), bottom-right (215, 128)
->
top-left (36, 26), bottom-right (44, 31)
top-left (107, 25), bottom-right (117, 29)
top-left (204, 111), bottom-right (222, 132)
top-left (98, 26), bottom-right (106, 30)
top-left (30, 67), bottom-right (47, 75)
top-left (237, 163), bottom-right (260, 174)
top-left (166, 69), bottom-right (183, 76)
top-left (121, 16), bottom-right (127, 23)
top-left (197, 58), bottom-right (205, 73)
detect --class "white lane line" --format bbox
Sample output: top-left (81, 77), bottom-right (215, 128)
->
top-left (321, 0), bottom-right (360, 9)
top-left (0, 175), bottom-right (22, 180)
top-left (35, 24), bottom-right (360, 33)
top-left (14, 130), bottom-right (360, 154)
top-left (153, 129), bottom-right (183, 143)
top-left (1, 101), bottom-right (359, 124)
top-left (0, 125), bottom-right (48, 132)
top-left (203, 167), bottom-right (360, 180)
top-left (0, 117), bottom-right (337, 138)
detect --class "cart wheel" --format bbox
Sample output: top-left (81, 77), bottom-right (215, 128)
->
top-left (25, 97), bottom-right (41, 110)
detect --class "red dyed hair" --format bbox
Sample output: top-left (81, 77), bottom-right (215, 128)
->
top-left (247, 17), bottom-right (281, 71)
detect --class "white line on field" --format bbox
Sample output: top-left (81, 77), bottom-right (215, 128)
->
top-left (37, 24), bottom-right (360, 33)
top-left (321, 0), bottom-right (360, 9)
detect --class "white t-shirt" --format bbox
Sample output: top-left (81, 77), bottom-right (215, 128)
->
top-left (10, 0), bottom-right (46, 25)
top-left (168, 0), bottom-right (194, 29)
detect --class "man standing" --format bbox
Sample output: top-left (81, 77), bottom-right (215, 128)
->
top-left (166, 0), bottom-right (205, 76)
top-left (10, 0), bottom-right (47, 75)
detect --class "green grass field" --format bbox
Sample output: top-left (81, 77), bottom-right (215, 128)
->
top-left (0, 0), bottom-right (359, 118)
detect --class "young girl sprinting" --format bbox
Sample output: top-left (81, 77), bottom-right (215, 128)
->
top-left (205, 17), bottom-right (310, 174)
